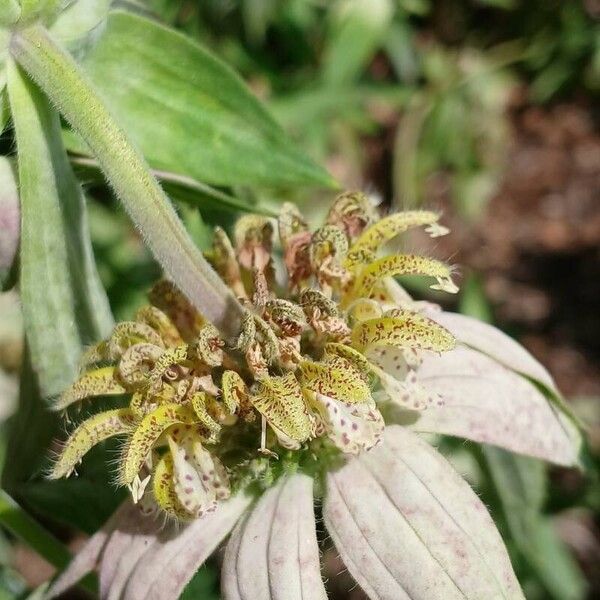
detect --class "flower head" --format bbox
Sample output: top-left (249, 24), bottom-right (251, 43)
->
top-left (48, 193), bottom-right (582, 600)
top-left (50, 192), bottom-right (457, 520)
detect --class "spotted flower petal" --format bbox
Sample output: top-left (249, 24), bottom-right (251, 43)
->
top-left (351, 311), bottom-right (455, 354)
top-left (404, 346), bottom-right (582, 466)
top-left (50, 408), bottom-right (136, 478)
top-left (119, 403), bottom-right (199, 486)
top-left (222, 474), bottom-right (326, 600)
top-left (168, 434), bottom-right (230, 517)
top-left (250, 373), bottom-right (314, 446)
top-left (368, 345), bottom-right (443, 411)
top-left (309, 393), bottom-right (384, 454)
top-left (299, 357), bottom-right (371, 403)
top-left (345, 210), bottom-right (446, 269)
top-left (54, 366), bottom-right (126, 411)
top-left (352, 254), bottom-right (458, 299)
top-left (324, 426), bottom-right (524, 600)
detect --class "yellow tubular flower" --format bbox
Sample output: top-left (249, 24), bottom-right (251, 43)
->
top-left (50, 409), bottom-right (136, 478)
top-left (299, 358), bottom-right (371, 403)
top-left (250, 373), bottom-right (314, 448)
top-left (344, 210), bottom-right (447, 269)
top-left (351, 313), bottom-right (456, 354)
top-left (54, 366), bottom-right (126, 411)
top-left (351, 254), bottom-right (458, 301)
top-left (152, 452), bottom-right (191, 520)
top-left (119, 404), bottom-right (200, 486)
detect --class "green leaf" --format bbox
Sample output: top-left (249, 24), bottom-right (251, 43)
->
top-left (68, 154), bottom-right (275, 216)
top-left (2, 347), bottom-right (124, 535)
top-left (483, 447), bottom-right (587, 600)
top-left (0, 488), bottom-right (97, 596)
top-left (0, 78), bottom-right (8, 134)
top-left (484, 446), bottom-right (546, 524)
top-left (74, 10), bottom-right (335, 189)
top-left (0, 489), bottom-right (71, 570)
top-left (323, 0), bottom-right (393, 86)
top-left (0, 0), bottom-right (20, 26)
top-left (459, 274), bottom-right (494, 324)
top-left (0, 157), bottom-right (19, 290)
top-left (7, 58), bottom-right (113, 397)
top-left (1, 349), bottom-right (57, 490)
top-left (2, 348), bottom-right (124, 534)
top-left (16, 440), bottom-right (126, 534)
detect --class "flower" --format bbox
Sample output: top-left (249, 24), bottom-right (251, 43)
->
top-left (47, 192), bottom-right (582, 600)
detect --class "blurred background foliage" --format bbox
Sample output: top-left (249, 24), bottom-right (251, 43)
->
top-left (0, 0), bottom-right (598, 598)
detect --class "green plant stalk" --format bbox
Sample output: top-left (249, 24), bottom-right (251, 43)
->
top-left (0, 490), bottom-right (96, 595)
top-left (10, 24), bottom-right (244, 338)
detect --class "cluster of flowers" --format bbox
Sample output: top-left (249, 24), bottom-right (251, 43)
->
top-left (51, 192), bottom-right (459, 521)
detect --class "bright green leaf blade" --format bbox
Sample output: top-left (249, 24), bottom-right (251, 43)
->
top-left (74, 10), bottom-right (335, 189)
top-left (484, 447), bottom-right (587, 600)
top-left (7, 58), bottom-right (112, 397)
top-left (0, 157), bottom-right (19, 290)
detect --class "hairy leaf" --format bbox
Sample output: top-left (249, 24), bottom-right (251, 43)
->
top-left (75, 10), bottom-right (335, 189)
top-left (7, 58), bottom-right (112, 397)
top-left (10, 24), bottom-right (244, 338)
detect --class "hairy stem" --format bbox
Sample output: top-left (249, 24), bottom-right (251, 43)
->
top-left (10, 24), bottom-right (243, 338)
